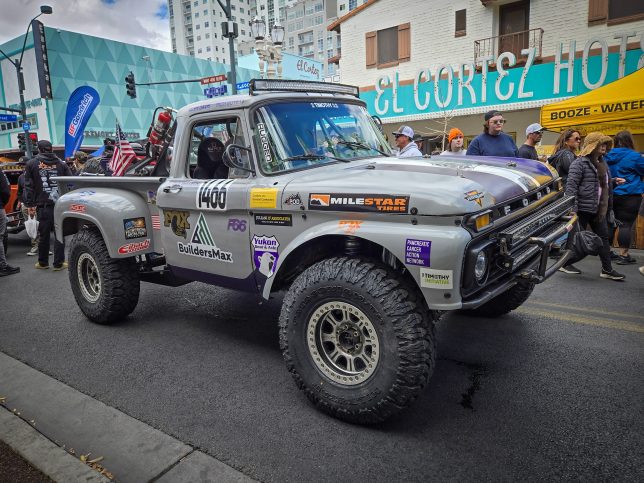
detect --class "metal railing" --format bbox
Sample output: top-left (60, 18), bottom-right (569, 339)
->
top-left (474, 28), bottom-right (543, 65)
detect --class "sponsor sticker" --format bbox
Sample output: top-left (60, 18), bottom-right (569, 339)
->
top-left (464, 190), bottom-right (484, 207)
top-left (284, 193), bottom-right (303, 206)
top-left (70, 204), bottom-right (86, 213)
top-left (227, 218), bottom-right (247, 231)
top-left (308, 193), bottom-right (409, 213)
top-left (177, 213), bottom-right (233, 263)
top-left (254, 213), bottom-right (292, 227)
top-left (123, 217), bottom-right (147, 239)
top-left (250, 188), bottom-right (279, 209)
top-left (257, 122), bottom-right (273, 165)
top-left (118, 239), bottom-right (151, 255)
top-left (405, 239), bottom-right (431, 267)
top-left (420, 268), bottom-right (453, 289)
top-left (338, 220), bottom-right (362, 234)
top-left (252, 235), bottom-right (279, 277)
top-left (147, 190), bottom-right (157, 204)
top-left (196, 179), bottom-right (234, 211)
top-left (163, 210), bottom-right (190, 238)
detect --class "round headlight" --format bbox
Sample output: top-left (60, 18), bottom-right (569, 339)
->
top-left (474, 250), bottom-right (488, 282)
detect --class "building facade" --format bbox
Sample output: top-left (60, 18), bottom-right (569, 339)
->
top-left (0, 27), bottom-right (257, 151)
top-left (330, 0), bottom-right (644, 150)
top-left (169, 0), bottom-right (256, 62)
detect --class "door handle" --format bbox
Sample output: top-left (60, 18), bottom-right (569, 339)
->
top-left (163, 184), bottom-right (182, 194)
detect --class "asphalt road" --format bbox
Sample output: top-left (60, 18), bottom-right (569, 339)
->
top-left (1, 231), bottom-right (643, 482)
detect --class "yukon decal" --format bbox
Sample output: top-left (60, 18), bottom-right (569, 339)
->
top-left (405, 239), bottom-right (431, 267)
top-left (196, 179), bottom-right (234, 210)
top-left (252, 235), bottom-right (279, 277)
top-left (177, 213), bottom-right (233, 263)
top-left (118, 239), bottom-right (150, 255)
top-left (163, 210), bottom-right (190, 238)
top-left (308, 193), bottom-right (409, 213)
top-left (123, 217), bottom-right (147, 239)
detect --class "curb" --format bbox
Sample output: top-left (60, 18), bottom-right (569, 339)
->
top-left (0, 351), bottom-right (256, 483)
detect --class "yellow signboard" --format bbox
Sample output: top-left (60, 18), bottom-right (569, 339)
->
top-left (250, 188), bottom-right (279, 209)
top-left (541, 69), bottom-right (644, 135)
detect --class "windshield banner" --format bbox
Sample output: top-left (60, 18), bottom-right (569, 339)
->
top-left (64, 86), bottom-right (100, 159)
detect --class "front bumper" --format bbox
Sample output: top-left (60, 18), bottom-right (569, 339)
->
top-left (461, 196), bottom-right (576, 310)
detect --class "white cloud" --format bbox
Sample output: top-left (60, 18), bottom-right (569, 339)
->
top-left (0, 0), bottom-right (171, 51)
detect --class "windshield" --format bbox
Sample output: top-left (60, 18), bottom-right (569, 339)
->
top-left (253, 101), bottom-right (392, 174)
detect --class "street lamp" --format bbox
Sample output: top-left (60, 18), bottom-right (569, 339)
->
top-left (0, 5), bottom-right (53, 158)
top-left (252, 17), bottom-right (284, 79)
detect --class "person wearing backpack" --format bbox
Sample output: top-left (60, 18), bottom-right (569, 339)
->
top-left (24, 140), bottom-right (72, 270)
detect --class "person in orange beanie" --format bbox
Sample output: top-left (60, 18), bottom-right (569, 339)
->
top-left (441, 128), bottom-right (466, 155)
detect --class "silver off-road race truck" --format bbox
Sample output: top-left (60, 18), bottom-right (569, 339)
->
top-left (55, 80), bottom-right (576, 424)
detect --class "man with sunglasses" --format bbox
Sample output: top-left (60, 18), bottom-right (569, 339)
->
top-left (466, 110), bottom-right (519, 157)
top-left (518, 123), bottom-right (544, 160)
top-left (392, 125), bottom-right (422, 158)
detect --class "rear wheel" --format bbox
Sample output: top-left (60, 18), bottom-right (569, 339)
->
top-left (279, 257), bottom-right (437, 424)
top-left (68, 228), bottom-right (140, 324)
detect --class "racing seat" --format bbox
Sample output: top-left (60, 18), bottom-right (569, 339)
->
top-left (193, 137), bottom-right (228, 179)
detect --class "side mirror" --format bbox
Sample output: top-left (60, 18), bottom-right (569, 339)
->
top-left (223, 144), bottom-right (255, 174)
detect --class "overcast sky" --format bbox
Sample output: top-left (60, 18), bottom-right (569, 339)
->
top-left (0, 0), bottom-right (171, 52)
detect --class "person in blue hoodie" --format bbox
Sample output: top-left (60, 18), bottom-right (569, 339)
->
top-left (604, 130), bottom-right (644, 265)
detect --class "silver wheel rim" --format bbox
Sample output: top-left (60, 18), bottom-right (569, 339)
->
top-left (77, 253), bottom-right (101, 303)
top-left (307, 301), bottom-right (380, 386)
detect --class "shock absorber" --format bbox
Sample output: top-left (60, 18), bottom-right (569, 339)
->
top-left (345, 236), bottom-right (361, 256)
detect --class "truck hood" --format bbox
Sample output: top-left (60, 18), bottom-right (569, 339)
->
top-left (282, 156), bottom-right (557, 215)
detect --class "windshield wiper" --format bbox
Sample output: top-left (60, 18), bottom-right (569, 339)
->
top-left (281, 153), bottom-right (349, 163)
top-left (335, 140), bottom-right (391, 157)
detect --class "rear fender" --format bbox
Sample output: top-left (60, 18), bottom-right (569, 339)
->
top-left (55, 187), bottom-right (157, 258)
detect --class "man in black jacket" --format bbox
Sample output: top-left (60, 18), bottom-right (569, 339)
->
top-left (24, 140), bottom-right (72, 270)
top-left (0, 169), bottom-right (20, 276)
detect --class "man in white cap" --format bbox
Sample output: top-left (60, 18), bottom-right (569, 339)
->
top-left (518, 123), bottom-right (544, 160)
top-left (393, 125), bottom-right (422, 158)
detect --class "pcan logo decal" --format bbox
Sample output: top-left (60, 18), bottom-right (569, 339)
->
top-left (177, 213), bottom-right (233, 263)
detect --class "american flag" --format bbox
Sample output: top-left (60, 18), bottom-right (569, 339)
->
top-left (109, 121), bottom-right (137, 176)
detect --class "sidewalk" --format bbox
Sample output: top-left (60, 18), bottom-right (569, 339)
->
top-left (0, 352), bottom-right (256, 483)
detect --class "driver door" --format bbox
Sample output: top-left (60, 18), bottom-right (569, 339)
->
top-left (157, 113), bottom-right (256, 289)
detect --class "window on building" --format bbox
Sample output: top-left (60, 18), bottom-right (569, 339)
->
top-left (195, 12), bottom-right (199, 18)
top-left (206, 33), bottom-right (210, 38)
top-left (196, 24), bottom-right (200, 29)
top-left (240, 7), bottom-right (244, 13)
top-left (206, 46), bottom-right (211, 52)
top-left (204, 9), bottom-right (207, 15)
top-left (318, 38), bottom-right (324, 51)
top-left (197, 35), bottom-right (201, 40)
top-left (198, 48), bottom-right (203, 53)
top-left (349, 0), bottom-right (357, 10)
top-left (588, 0), bottom-right (644, 24)
top-left (366, 23), bottom-right (410, 68)
top-left (455, 9), bottom-right (466, 37)
top-left (205, 21), bottom-right (209, 27)
top-left (194, 1), bottom-right (198, 6)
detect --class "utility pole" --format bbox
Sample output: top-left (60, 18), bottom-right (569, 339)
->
top-left (216, 0), bottom-right (238, 94)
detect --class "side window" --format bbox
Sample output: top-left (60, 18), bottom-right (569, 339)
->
top-left (188, 117), bottom-right (250, 179)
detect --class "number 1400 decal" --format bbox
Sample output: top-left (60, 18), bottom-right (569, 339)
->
top-left (196, 179), bottom-right (235, 210)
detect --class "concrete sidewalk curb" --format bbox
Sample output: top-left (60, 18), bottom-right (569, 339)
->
top-left (0, 406), bottom-right (110, 482)
top-left (0, 351), bottom-right (256, 483)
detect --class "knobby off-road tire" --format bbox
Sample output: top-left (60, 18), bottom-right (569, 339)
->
top-left (279, 257), bottom-right (437, 424)
top-left (462, 282), bottom-right (535, 318)
top-left (68, 228), bottom-right (140, 324)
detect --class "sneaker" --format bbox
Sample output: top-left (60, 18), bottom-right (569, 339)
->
top-left (0, 265), bottom-right (20, 277)
top-left (34, 262), bottom-right (49, 269)
top-left (600, 269), bottom-right (625, 281)
top-left (609, 251), bottom-right (619, 260)
top-left (639, 266), bottom-right (644, 277)
top-left (52, 262), bottom-right (68, 271)
top-left (558, 264), bottom-right (582, 274)
top-left (26, 246), bottom-right (38, 256)
top-left (615, 255), bottom-right (637, 265)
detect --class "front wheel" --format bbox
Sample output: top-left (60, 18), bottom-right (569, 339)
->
top-left (68, 228), bottom-right (140, 324)
top-left (461, 282), bottom-right (535, 318)
top-left (279, 257), bottom-right (437, 424)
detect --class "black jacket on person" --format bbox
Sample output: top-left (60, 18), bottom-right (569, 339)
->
top-left (565, 155), bottom-right (613, 216)
top-left (24, 152), bottom-right (72, 207)
top-left (0, 170), bottom-right (10, 209)
top-left (548, 149), bottom-right (575, 186)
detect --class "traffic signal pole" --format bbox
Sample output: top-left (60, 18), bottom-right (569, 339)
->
top-left (217, 0), bottom-right (237, 94)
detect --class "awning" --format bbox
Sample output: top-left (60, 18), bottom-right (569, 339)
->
top-left (540, 68), bottom-right (644, 135)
